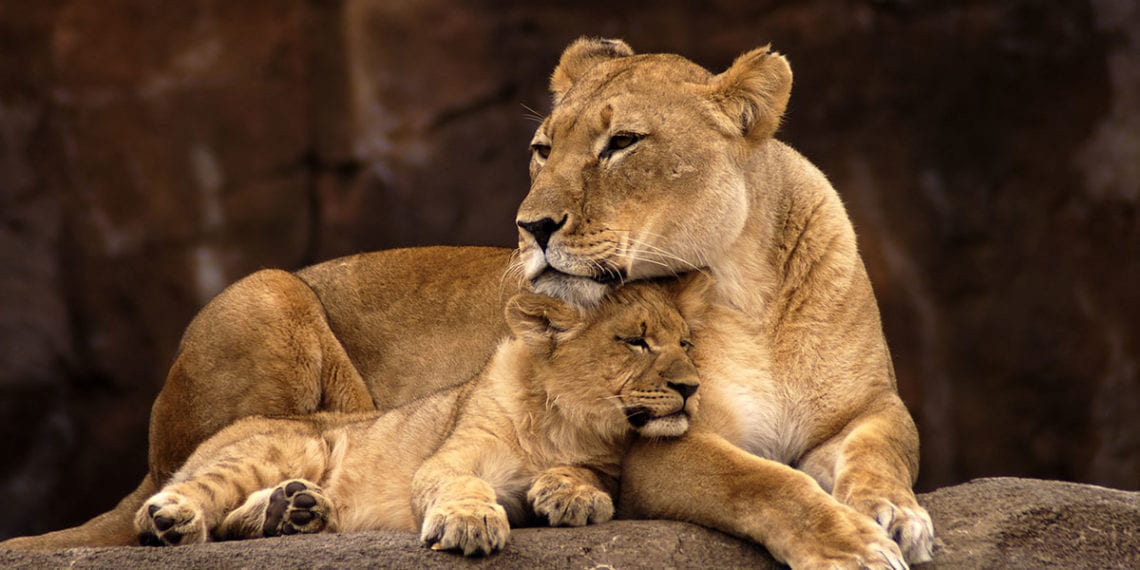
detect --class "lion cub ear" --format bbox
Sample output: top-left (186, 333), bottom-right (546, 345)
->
top-left (550, 37), bottom-right (635, 104)
top-left (505, 292), bottom-right (583, 344)
top-left (707, 45), bottom-right (792, 141)
top-left (666, 272), bottom-right (714, 325)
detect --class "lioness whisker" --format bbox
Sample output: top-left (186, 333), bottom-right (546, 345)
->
top-left (610, 232), bottom-right (711, 278)
top-left (500, 250), bottom-right (527, 299)
top-left (626, 254), bottom-right (677, 273)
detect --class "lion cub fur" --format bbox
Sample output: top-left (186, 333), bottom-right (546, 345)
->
top-left (134, 281), bottom-right (702, 556)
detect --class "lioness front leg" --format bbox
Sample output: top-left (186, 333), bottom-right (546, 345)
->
top-left (621, 430), bottom-right (906, 570)
top-left (800, 401), bottom-right (934, 564)
top-left (413, 473), bottom-right (510, 556)
top-left (528, 466), bottom-right (614, 527)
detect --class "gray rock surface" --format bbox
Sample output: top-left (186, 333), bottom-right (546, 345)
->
top-left (1, 478), bottom-right (1136, 569)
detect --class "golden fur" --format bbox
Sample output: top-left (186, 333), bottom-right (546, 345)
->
top-left (134, 283), bottom-right (701, 555)
top-left (4, 38), bottom-right (933, 568)
top-left (517, 38), bottom-right (931, 567)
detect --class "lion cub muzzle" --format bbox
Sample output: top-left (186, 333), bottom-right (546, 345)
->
top-left (623, 351), bottom-right (700, 439)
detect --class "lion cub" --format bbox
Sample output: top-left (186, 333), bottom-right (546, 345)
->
top-left (135, 280), bottom-right (701, 555)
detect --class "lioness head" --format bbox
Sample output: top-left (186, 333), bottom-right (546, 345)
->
top-left (504, 277), bottom-right (707, 439)
top-left (516, 37), bottom-right (793, 305)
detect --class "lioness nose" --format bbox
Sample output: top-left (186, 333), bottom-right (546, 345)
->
top-left (517, 215), bottom-right (566, 251)
top-left (668, 381), bottom-right (698, 400)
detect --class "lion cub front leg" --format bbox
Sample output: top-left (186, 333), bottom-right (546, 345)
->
top-left (528, 466), bottom-right (614, 527)
top-left (216, 479), bottom-right (339, 540)
top-left (414, 473), bottom-right (510, 556)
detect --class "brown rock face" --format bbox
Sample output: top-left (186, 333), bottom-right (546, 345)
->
top-left (1, 0), bottom-right (1137, 540)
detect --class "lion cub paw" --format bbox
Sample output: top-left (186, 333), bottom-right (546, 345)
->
top-left (263, 479), bottom-right (337, 537)
top-left (135, 492), bottom-right (208, 546)
top-left (420, 499), bottom-right (509, 556)
top-left (528, 470), bottom-right (614, 527)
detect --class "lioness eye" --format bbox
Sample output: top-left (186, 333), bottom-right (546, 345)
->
top-left (680, 339), bottom-right (694, 351)
top-left (601, 133), bottom-right (642, 158)
top-left (531, 143), bottom-right (551, 160)
top-left (620, 336), bottom-right (650, 351)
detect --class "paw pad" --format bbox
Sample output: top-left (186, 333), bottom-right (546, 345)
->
top-left (135, 493), bottom-right (206, 546)
top-left (263, 479), bottom-right (335, 537)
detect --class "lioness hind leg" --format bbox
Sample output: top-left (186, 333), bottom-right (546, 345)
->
top-left (135, 492), bottom-right (207, 546)
top-left (148, 269), bottom-right (375, 484)
top-left (217, 479), bottom-right (338, 540)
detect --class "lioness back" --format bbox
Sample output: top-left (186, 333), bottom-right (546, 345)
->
top-left (294, 246), bottom-right (518, 409)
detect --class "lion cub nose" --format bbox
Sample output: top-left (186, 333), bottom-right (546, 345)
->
top-left (517, 215), bottom-right (566, 251)
top-left (668, 381), bottom-right (698, 400)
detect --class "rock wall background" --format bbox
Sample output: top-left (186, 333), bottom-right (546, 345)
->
top-left (0, 0), bottom-right (1136, 539)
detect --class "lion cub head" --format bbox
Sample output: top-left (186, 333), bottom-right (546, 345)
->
top-left (515, 37), bottom-right (792, 306)
top-left (504, 278), bottom-right (706, 439)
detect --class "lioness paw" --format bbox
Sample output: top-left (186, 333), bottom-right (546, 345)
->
top-left (135, 492), bottom-right (207, 546)
top-left (263, 479), bottom-right (338, 537)
top-left (528, 471), bottom-right (614, 527)
top-left (420, 499), bottom-right (509, 556)
top-left (787, 502), bottom-right (908, 570)
top-left (850, 495), bottom-right (934, 564)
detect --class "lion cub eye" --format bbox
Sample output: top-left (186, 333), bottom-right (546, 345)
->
top-left (600, 133), bottom-right (642, 158)
top-left (619, 336), bottom-right (650, 351)
top-left (680, 339), bottom-right (694, 352)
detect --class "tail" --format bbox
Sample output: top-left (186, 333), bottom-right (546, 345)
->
top-left (0, 473), bottom-right (155, 550)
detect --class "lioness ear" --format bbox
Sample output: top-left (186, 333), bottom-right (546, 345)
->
top-left (707, 45), bottom-right (792, 140)
top-left (505, 292), bottom-right (583, 344)
top-left (550, 37), bottom-right (634, 104)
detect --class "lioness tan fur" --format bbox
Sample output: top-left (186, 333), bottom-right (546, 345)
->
top-left (4, 38), bottom-right (933, 568)
top-left (134, 282), bottom-right (701, 555)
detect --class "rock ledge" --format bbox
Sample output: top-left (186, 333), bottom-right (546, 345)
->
top-left (1, 478), bottom-right (1136, 569)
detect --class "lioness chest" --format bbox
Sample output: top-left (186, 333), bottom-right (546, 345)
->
top-left (691, 307), bottom-right (818, 466)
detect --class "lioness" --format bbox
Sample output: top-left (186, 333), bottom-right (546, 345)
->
top-left (5, 38), bottom-right (933, 568)
top-left (134, 282), bottom-right (701, 556)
